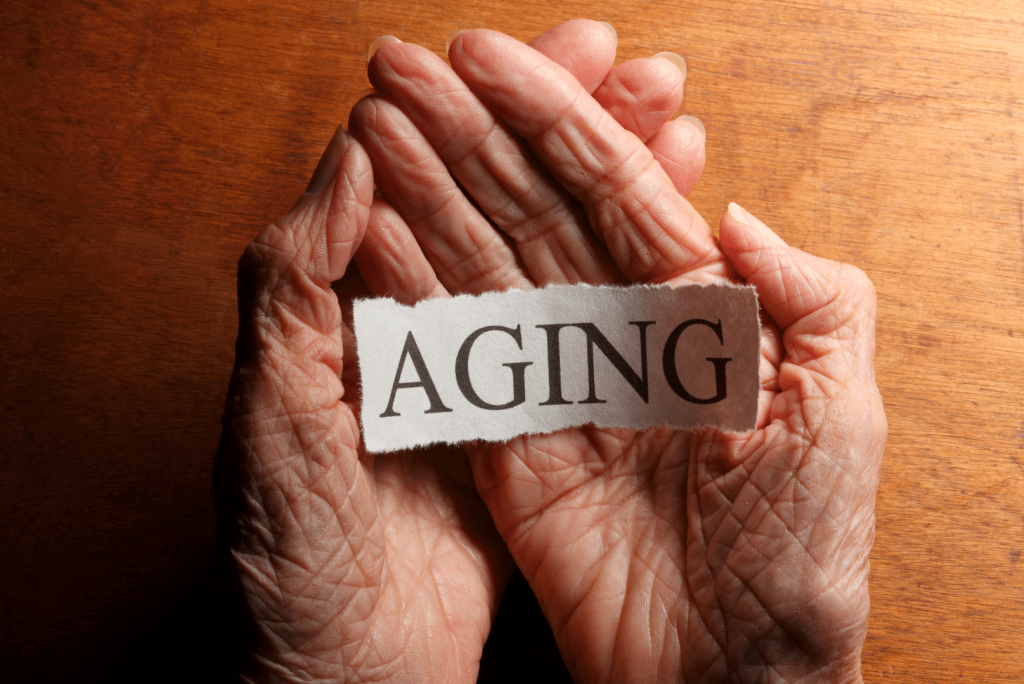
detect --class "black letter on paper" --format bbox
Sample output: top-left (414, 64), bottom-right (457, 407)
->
top-left (573, 322), bottom-right (655, 404)
top-left (662, 319), bottom-right (731, 405)
top-left (536, 324), bottom-right (573, 406)
top-left (380, 332), bottom-right (453, 417)
top-left (456, 325), bottom-right (533, 410)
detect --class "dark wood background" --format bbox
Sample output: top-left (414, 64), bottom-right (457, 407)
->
top-left (2, 0), bottom-right (1022, 681)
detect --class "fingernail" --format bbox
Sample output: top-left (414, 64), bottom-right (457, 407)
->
top-left (653, 52), bottom-right (687, 82)
top-left (598, 21), bottom-right (617, 42)
top-left (675, 114), bottom-right (705, 141)
top-left (367, 35), bottom-right (401, 62)
top-left (446, 29), bottom-right (470, 53)
top-left (728, 202), bottom-right (788, 247)
top-left (306, 126), bottom-right (349, 194)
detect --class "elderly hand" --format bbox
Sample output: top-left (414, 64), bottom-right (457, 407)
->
top-left (216, 20), bottom-right (705, 684)
top-left (353, 26), bottom-right (886, 684)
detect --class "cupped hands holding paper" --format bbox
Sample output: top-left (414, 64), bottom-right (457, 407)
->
top-left (217, 20), bottom-right (886, 684)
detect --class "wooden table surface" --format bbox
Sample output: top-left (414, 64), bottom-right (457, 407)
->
top-left (2, 0), bottom-right (1022, 681)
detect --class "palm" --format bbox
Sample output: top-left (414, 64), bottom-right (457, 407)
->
top-left (467, 426), bottom-right (693, 679)
top-left (474, 422), bottom-right (876, 682)
top-left (346, 447), bottom-right (507, 681)
top-left (352, 26), bottom-right (721, 680)
top-left (337, 322), bottom-right (509, 681)
top-left (674, 252), bottom-right (885, 683)
top-left (467, 264), bottom-right (881, 683)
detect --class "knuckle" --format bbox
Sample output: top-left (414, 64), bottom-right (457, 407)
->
top-left (239, 228), bottom-right (283, 290)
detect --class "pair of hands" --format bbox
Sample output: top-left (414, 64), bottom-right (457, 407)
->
top-left (217, 20), bottom-right (886, 684)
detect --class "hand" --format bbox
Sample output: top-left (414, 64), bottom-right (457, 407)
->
top-left (215, 21), bottom-right (699, 684)
top-left (217, 125), bottom-right (511, 684)
top-left (354, 27), bottom-right (885, 684)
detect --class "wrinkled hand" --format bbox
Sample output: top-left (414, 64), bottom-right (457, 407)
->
top-left (354, 26), bottom-right (886, 684)
top-left (217, 128), bottom-right (507, 684)
top-left (216, 21), bottom-right (699, 684)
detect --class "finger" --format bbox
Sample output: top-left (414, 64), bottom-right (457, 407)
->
top-left (274, 125), bottom-right (372, 286)
top-left (525, 18), bottom-right (618, 93)
top-left (592, 56), bottom-right (684, 141)
top-left (533, 27), bottom-right (697, 179)
top-left (591, 57), bottom-right (706, 196)
top-left (647, 116), bottom-right (706, 197)
top-left (716, 203), bottom-right (886, 544)
top-left (718, 202), bottom-right (880, 385)
top-left (349, 93), bottom-right (534, 293)
top-left (365, 42), bottom-right (620, 285)
top-left (449, 30), bottom-right (727, 285)
top-left (332, 266), bottom-right (370, 416)
top-left (536, 31), bottom-right (701, 189)
top-left (540, 36), bottom-right (704, 197)
top-left (241, 127), bottom-right (371, 365)
top-left (355, 195), bottom-right (450, 303)
top-left (233, 127), bottom-right (372, 482)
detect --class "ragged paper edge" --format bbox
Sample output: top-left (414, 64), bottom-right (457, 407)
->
top-left (352, 280), bottom-right (757, 313)
top-left (352, 281), bottom-right (762, 453)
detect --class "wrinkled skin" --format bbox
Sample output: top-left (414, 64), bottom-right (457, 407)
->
top-left (218, 20), bottom-right (886, 684)
top-left (218, 21), bottom-right (703, 684)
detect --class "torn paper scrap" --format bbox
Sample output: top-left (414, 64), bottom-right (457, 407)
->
top-left (353, 283), bottom-right (759, 452)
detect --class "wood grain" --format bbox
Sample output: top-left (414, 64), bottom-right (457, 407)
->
top-left (1, 0), bottom-right (1021, 681)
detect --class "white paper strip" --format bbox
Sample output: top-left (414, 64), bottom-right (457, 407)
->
top-left (353, 283), bottom-right (759, 452)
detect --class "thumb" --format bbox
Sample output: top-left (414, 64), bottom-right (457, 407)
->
top-left (234, 126), bottom-right (372, 406)
top-left (718, 201), bottom-right (879, 391)
top-left (276, 125), bottom-right (373, 286)
top-left (241, 126), bottom-right (372, 340)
